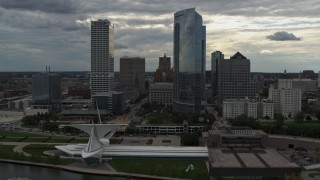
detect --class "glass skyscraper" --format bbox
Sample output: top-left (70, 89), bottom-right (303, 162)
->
top-left (32, 72), bottom-right (62, 112)
top-left (173, 8), bottom-right (206, 114)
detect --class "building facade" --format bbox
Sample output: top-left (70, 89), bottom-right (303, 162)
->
top-left (211, 51), bottom-right (224, 98)
top-left (173, 8), bottom-right (206, 114)
top-left (222, 99), bottom-right (274, 119)
top-left (32, 73), bottom-right (62, 112)
top-left (149, 83), bottom-right (173, 106)
top-left (292, 78), bottom-right (317, 93)
top-left (93, 91), bottom-right (124, 115)
top-left (217, 52), bottom-right (258, 103)
top-left (90, 19), bottom-right (114, 100)
top-left (154, 54), bottom-right (172, 83)
top-left (269, 79), bottom-right (302, 118)
top-left (119, 57), bottom-right (145, 102)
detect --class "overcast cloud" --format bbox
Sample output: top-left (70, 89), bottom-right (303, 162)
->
top-left (0, 0), bottom-right (319, 72)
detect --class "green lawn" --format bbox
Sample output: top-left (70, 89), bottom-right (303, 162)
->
top-left (21, 124), bottom-right (39, 128)
top-left (162, 140), bottom-right (171, 143)
top-left (0, 137), bottom-right (25, 142)
top-left (0, 145), bottom-right (15, 152)
top-left (0, 131), bottom-right (47, 137)
top-left (108, 159), bottom-right (209, 180)
top-left (23, 144), bottom-right (57, 157)
top-left (69, 138), bottom-right (89, 144)
top-left (110, 138), bottom-right (123, 144)
top-left (21, 137), bottom-right (49, 143)
top-left (45, 138), bottom-right (72, 143)
top-left (0, 144), bottom-right (73, 165)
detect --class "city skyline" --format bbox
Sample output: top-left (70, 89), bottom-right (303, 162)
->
top-left (0, 0), bottom-right (319, 72)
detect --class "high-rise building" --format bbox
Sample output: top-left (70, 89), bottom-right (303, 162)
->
top-left (90, 19), bottom-right (114, 101)
top-left (211, 51), bottom-right (224, 98)
top-left (268, 79), bottom-right (301, 118)
top-left (154, 53), bottom-right (172, 83)
top-left (217, 52), bottom-right (258, 102)
top-left (32, 72), bottom-right (61, 112)
top-left (119, 57), bottom-right (145, 101)
top-left (173, 8), bottom-right (206, 114)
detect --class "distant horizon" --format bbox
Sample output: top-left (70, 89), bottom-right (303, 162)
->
top-left (0, 1), bottom-right (319, 72)
top-left (0, 70), bottom-right (317, 74)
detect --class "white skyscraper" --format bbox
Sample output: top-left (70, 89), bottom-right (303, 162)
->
top-left (90, 19), bottom-right (114, 100)
top-left (268, 79), bottom-right (301, 118)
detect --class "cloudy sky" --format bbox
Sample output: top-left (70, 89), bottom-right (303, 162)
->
top-left (0, 0), bottom-right (319, 72)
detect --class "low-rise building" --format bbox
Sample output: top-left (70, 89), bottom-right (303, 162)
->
top-left (136, 124), bottom-right (203, 135)
top-left (92, 91), bottom-right (124, 115)
top-left (149, 83), bottom-right (173, 106)
top-left (292, 78), bottom-right (317, 93)
top-left (208, 126), bottom-right (267, 147)
top-left (222, 99), bottom-right (274, 119)
top-left (61, 98), bottom-right (91, 110)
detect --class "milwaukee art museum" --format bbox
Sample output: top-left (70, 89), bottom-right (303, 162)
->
top-left (53, 123), bottom-right (208, 166)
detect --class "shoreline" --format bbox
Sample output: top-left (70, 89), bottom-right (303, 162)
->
top-left (0, 158), bottom-right (184, 180)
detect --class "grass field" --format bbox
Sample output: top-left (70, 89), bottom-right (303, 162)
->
top-left (21, 137), bottom-right (50, 142)
top-left (0, 137), bottom-right (25, 142)
top-left (0, 131), bottom-right (47, 137)
top-left (0, 144), bottom-right (73, 165)
top-left (162, 140), bottom-right (171, 143)
top-left (23, 144), bottom-right (57, 157)
top-left (69, 138), bottom-right (88, 143)
top-left (21, 124), bottom-right (39, 128)
top-left (0, 145), bottom-right (15, 152)
top-left (0, 130), bottom-right (89, 143)
top-left (109, 159), bottom-right (209, 180)
top-left (45, 138), bottom-right (73, 143)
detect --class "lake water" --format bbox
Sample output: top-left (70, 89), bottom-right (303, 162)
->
top-left (0, 162), bottom-right (132, 180)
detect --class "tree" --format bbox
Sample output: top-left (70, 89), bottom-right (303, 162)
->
top-left (229, 114), bottom-right (259, 129)
top-left (294, 112), bottom-right (304, 123)
top-left (274, 113), bottom-right (285, 129)
top-left (305, 115), bottom-right (312, 121)
top-left (316, 110), bottom-right (320, 120)
top-left (264, 115), bottom-right (270, 120)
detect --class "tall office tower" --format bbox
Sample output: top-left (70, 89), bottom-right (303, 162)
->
top-left (32, 71), bottom-right (61, 112)
top-left (173, 8), bottom-right (206, 114)
top-left (211, 51), bottom-right (224, 98)
top-left (217, 52), bottom-right (258, 102)
top-left (318, 71), bottom-right (320, 89)
top-left (269, 79), bottom-right (301, 118)
top-left (90, 19), bottom-right (114, 101)
top-left (154, 53), bottom-right (172, 82)
top-left (119, 57), bottom-right (145, 101)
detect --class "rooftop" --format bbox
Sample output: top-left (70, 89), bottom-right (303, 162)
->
top-left (210, 149), bottom-right (298, 168)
